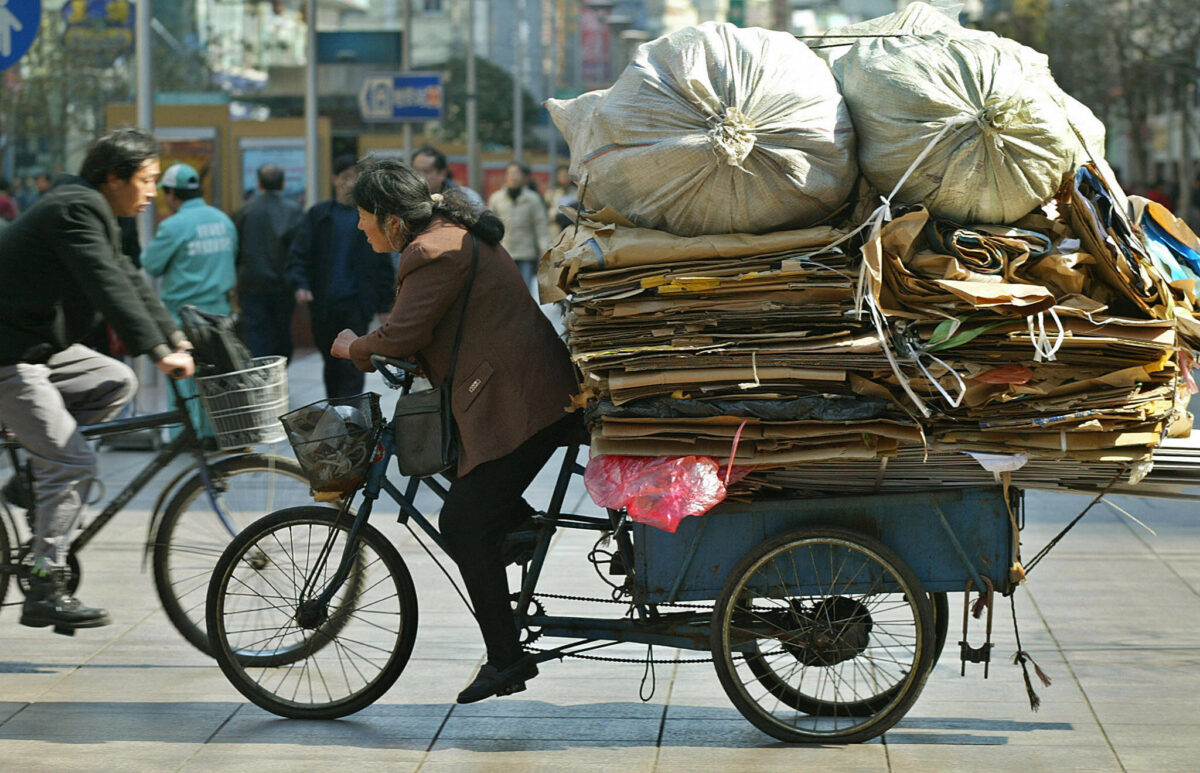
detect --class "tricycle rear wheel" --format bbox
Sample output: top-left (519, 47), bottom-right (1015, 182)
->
top-left (710, 526), bottom-right (936, 744)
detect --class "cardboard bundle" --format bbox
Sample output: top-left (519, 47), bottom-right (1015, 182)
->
top-left (545, 10), bottom-right (1200, 501)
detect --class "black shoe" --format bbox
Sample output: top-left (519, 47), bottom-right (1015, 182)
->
top-left (501, 528), bottom-right (538, 566)
top-left (456, 659), bottom-right (539, 704)
top-left (20, 569), bottom-right (111, 636)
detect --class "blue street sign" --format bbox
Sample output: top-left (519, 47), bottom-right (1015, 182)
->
top-left (0, 0), bottom-right (41, 71)
top-left (359, 72), bottom-right (444, 123)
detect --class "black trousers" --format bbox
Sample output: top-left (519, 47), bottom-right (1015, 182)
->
top-left (438, 414), bottom-right (578, 668)
top-left (311, 299), bottom-right (372, 399)
top-left (240, 291), bottom-right (295, 361)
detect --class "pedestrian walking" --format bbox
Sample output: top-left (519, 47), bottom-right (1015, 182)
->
top-left (140, 162), bottom-right (237, 440)
top-left (286, 154), bottom-right (394, 399)
top-left (0, 128), bottom-right (194, 633)
top-left (234, 164), bottom-right (303, 360)
top-left (545, 164), bottom-right (579, 239)
top-left (412, 145), bottom-right (485, 211)
top-left (487, 160), bottom-right (548, 298)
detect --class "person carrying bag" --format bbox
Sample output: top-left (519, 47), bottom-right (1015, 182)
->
top-left (391, 236), bottom-right (478, 477)
top-left (329, 157), bottom-right (581, 705)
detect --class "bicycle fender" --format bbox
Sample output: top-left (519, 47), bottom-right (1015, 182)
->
top-left (141, 465), bottom-right (205, 568)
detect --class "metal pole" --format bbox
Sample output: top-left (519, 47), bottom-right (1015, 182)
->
top-left (514, 0), bottom-right (525, 162)
top-left (547, 0), bottom-right (557, 172)
top-left (305, 0), bottom-right (319, 209)
top-left (403, 0), bottom-right (412, 160)
top-left (467, 0), bottom-right (480, 190)
top-left (135, 0), bottom-right (153, 245)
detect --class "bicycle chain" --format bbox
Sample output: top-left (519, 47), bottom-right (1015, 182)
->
top-left (519, 590), bottom-right (725, 665)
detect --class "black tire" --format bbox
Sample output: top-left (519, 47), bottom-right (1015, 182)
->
top-left (742, 590), bottom-right (949, 718)
top-left (0, 517), bottom-right (10, 609)
top-left (711, 527), bottom-right (936, 744)
top-left (152, 454), bottom-right (315, 656)
top-left (207, 506), bottom-right (419, 719)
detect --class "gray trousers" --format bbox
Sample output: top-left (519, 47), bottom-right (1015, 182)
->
top-left (0, 345), bottom-right (137, 567)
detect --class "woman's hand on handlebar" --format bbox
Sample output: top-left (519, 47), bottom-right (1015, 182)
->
top-left (157, 351), bottom-right (195, 379)
top-left (331, 328), bottom-right (358, 360)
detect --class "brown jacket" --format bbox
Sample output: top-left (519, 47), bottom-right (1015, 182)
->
top-left (349, 218), bottom-right (578, 475)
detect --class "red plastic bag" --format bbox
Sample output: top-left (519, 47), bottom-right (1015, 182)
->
top-left (584, 455), bottom-right (749, 533)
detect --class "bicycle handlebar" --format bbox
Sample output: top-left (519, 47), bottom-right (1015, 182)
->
top-left (370, 354), bottom-right (418, 390)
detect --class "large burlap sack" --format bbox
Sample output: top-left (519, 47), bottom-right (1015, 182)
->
top-left (833, 30), bottom-right (1077, 224)
top-left (546, 22), bottom-right (857, 237)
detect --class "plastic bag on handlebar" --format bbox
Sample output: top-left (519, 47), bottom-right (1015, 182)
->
top-left (583, 455), bottom-right (750, 533)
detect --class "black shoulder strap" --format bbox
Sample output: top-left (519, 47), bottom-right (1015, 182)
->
top-left (443, 234), bottom-right (479, 392)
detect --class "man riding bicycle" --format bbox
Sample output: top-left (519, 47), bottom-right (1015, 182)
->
top-left (0, 128), bottom-right (195, 634)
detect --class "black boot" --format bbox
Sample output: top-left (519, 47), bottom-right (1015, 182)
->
top-left (20, 569), bottom-right (111, 636)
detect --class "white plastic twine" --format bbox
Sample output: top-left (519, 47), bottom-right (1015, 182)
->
top-left (707, 105), bottom-right (756, 168)
top-left (840, 114), bottom-right (981, 417)
top-left (1026, 307), bottom-right (1065, 363)
top-left (913, 350), bottom-right (969, 409)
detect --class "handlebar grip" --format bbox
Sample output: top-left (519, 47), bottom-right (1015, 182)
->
top-left (369, 354), bottom-right (418, 389)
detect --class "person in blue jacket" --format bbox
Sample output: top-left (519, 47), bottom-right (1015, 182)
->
top-left (285, 154), bottom-right (394, 398)
top-left (141, 162), bottom-right (237, 440)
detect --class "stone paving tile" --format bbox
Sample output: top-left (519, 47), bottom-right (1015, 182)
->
top-left (0, 742), bottom-right (206, 773)
top-left (422, 738), bottom-right (658, 767)
top-left (886, 742), bottom-right (1123, 772)
top-left (1114, 744), bottom-right (1200, 773)
top-left (184, 746), bottom-right (424, 772)
top-left (654, 738), bottom-right (886, 771)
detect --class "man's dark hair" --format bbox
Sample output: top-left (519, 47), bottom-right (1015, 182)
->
top-left (353, 155), bottom-right (504, 248)
top-left (333, 153), bottom-right (358, 177)
top-left (257, 164), bottom-right (285, 192)
top-left (507, 159), bottom-right (531, 177)
top-left (413, 145), bottom-right (447, 172)
top-left (79, 127), bottom-right (160, 186)
top-left (167, 187), bottom-right (203, 202)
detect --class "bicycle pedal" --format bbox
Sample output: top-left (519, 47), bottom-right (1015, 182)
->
top-left (52, 626), bottom-right (76, 637)
top-left (497, 680), bottom-right (527, 697)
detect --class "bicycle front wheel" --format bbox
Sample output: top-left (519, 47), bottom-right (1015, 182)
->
top-left (207, 506), bottom-right (418, 719)
top-left (153, 453), bottom-right (314, 656)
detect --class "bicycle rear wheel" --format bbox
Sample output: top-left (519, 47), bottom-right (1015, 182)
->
top-left (152, 453), bottom-right (315, 656)
top-left (207, 506), bottom-right (418, 719)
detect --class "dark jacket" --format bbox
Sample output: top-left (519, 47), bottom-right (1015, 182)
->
top-left (349, 218), bottom-right (579, 475)
top-left (284, 200), bottom-right (394, 319)
top-left (0, 175), bottom-right (181, 366)
top-left (234, 190), bottom-right (303, 294)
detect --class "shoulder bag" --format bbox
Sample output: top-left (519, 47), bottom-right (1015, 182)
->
top-left (391, 235), bottom-right (479, 477)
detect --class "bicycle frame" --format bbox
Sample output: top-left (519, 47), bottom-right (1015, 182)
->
top-left (0, 379), bottom-right (241, 558)
top-left (311, 414), bottom-right (718, 663)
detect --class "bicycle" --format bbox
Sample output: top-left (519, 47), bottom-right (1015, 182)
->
top-left (205, 355), bottom-right (964, 742)
top-left (0, 356), bottom-right (314, 653)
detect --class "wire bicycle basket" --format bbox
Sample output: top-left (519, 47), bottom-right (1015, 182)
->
top-left (195, 356), bottom-right (290, 449)
top-left (280, 393), bottom-right (383, 493)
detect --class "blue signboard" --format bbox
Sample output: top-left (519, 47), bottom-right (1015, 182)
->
top-left (358, 72), bottom-right (444, 123)
top-left (0, 0), bottom-right (41, 71)
top-left (61, 0), bottom-right (133, 54)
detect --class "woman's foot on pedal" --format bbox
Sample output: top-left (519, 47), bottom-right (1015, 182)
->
top-left (456, 659), bottom-right (539, 704)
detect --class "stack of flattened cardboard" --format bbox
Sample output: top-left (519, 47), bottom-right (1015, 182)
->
top-left (542, 209), bottom-right (925, 466)
top-left (544, 166), bottom-right (1200, 499)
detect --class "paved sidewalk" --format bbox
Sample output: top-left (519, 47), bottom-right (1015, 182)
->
top-left (1, 351), bottom-right (1198, 772)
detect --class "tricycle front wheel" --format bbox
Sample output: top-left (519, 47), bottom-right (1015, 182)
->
top-left (206, 506), bottom-right (418, 719)
top-left (710, 527), bottom-right (936, 744)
